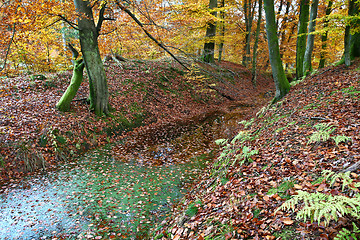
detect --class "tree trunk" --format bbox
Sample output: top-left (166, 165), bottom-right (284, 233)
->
top-left (203, 0), bottom-right (217, 63)
top-left (319, 0), bottom-right (333, 69)
top-left (251, 0), bottom-right (263, 86)
top-left (303, 0), bottom-right (319, 75)
top-left (344, 0), bottom-right (360, 66)
top-left (264, 0), bottom-right (290, 103)
top-left (279, 0), bottom-right (291, 58)
top-left (296, 0), bottom-right (310, 79)
top-left (242, 0), bottom-right (255, 66)
top-left (56, 59), bottom-right (85, 111)
top-left (218, 0), bottom-right (225, 62)
top-left (74, 0), bottom-right (109, 116)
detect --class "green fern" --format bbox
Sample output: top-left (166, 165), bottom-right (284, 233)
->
top-left (332, 135), bottom-right (352, 145)
top-left (308, 123), bottom-right (336, 144)
top-left (322, 170), bottom-right (355, 191)
top-left (335, 223), bottom-right (360, 240)
top-left (215, 138), bottom-right (228, 146)
top-left (239, 118), bottom-right (254, 129)
top-left (235, 146), bottom-right (259, 166)
top-left (277, 191), bottom-right (360, 226)
top-left (231, 131), bottom-right (252, 144)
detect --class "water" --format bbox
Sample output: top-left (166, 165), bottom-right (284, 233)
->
top-left (0, 108), bottom-right (245, 239)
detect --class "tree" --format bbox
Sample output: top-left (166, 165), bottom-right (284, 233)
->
top-left (319, 0), bottom-right (333, 69)
top-left (203, 0), bottom-right (217, 63)
top-left (218, 0), bottom-right (225, 62)
top-left (263, 0), bottom-right (290, 103)
top-left (296, 0), bottom-right (310, 79)
top-left (303, 0), bottom-right (319, 75)
top-left (73, 0), bottom-right (109, 116)
top-left (242, 0), bottom-right (255, 66)
top-left (56, 44), bottom-right (84, 111)
top-left (251, 0), bottom-right (263, 86)
top-left (344, 0), bottom-right (360, 66)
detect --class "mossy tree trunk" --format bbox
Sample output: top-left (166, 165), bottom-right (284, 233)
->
top-left (203, 0), bottom-right (217, 63)
top-left (264, 0), bottom-right (290, 103)
top-left (303, 0), bottom-right (319, 75)
top-left (56, 45), bottom-right (84, 112)
top-left (344, 0), bottom-right (360, 66)
top-left (296, 0), bottom-right (310, 79)
top-left (74, 0), bottom-right (109, 116)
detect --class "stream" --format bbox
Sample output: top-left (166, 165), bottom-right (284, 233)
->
top-left (0, 108), bottom-right (246, 240)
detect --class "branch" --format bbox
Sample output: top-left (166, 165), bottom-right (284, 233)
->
top-left (68, 43), bottom-right (79, 59)
top-left (58, 15), bottom-right (79, 30)
top-left (96, 1), bottom-right (107, 35)
top-left (115, 0), bottom-right (189, 71)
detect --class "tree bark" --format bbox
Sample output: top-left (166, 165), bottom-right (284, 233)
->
top-left (56, 59), bottom-right (84, 111)
top-left (251, 0), bottom-right (263, 86)
top-left (218, 0), bottom-right (225, 62)
top-left (319, 0), bottom-right (333, 69)
top-left (74, 0), bottom-right (109, 116)
top-left (203, 0), bottom-right (217, 63)
top-left (303, 0), bottom-right (319, 75)
top-left (296, 0), bottom-right (310, 79)
top-left (242, 0), bottom-right (255, 66)
top-left (264, 0), bottom-right (290, 103)
top-left (344, 0), bottom-right (360, 66)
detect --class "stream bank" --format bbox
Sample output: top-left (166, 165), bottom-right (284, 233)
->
top-left (0, 103), bottom-right (265, 239)
top-left (0, 59), bottom-right (274, 185)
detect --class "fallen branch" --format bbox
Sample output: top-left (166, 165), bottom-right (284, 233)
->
top-left (340, 159), bottom-right (360, 173)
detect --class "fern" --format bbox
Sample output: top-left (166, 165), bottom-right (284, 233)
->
top-left (322, 170), bottom-right (355, 191)
top-left (332, 135), bottom-right (352, 145)
top-left (335, 223), bottom-right (360, 240)
top-left (277, 191), bottom-right (360, 226)
top-left (308, 123), bottom-right (336, 144)
top-left (235, 146), bottom-right (258, 166)
top-left (215, 138), bottom-right (228, 146)
top-left (239, 118), bottom-right (254, 129)
top-left (231, 131), bottom-right (251, 144)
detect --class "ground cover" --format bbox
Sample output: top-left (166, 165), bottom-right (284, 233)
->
top-left (0, 58), bottom-right (273, 186)
top-left (153, 61), bottom-right (360, 239)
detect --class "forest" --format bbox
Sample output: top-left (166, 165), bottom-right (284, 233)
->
top-left (0, 0), bottom-right (360, 239)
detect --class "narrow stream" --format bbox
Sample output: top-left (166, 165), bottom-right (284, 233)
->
top-left (0, 108), bottom-right (246, 239)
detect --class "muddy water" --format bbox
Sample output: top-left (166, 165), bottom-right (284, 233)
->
top-left (0, 108), bottom-right (245, 240)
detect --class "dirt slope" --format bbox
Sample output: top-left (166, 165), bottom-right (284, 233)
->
top-left (153, 62), bottom-right (360, 239)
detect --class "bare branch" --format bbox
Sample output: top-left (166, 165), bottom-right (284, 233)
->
top-left (58, 14), bottom-right (80, 30)
top-left (115, 0), bottom-right (189, 71)
top-left (96, 1), bottom-right (107, 35)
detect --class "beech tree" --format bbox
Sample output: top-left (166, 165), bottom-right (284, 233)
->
top-left (344, 0), bottom-right (360, 66)
top-left (319, 0), bottom-right (333, 69)
top-left (263, 0), bottom-right (290, 102)
top-left (73, 0), bottom-right (109, 116)
top-left (303, 0), bottom-right (319, 75)
top-left (296, 0), bottom-right (310, 79)
top-left (203, 0), bottom-right (217, 63)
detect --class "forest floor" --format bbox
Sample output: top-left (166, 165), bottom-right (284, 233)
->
top-left (2, 56), bottom-right (359, 240)
top-left (0, 58), bottom-right (274, 185)
top-left (153, 61), bottom-right (360, 239)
